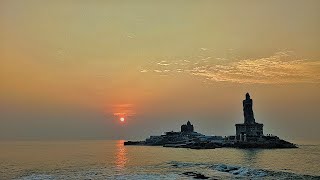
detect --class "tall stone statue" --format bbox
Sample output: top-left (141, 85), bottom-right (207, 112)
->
top-left (236, 93), bottom-right (263, 137)
top-left (243, 93), bottom-right (255, 124)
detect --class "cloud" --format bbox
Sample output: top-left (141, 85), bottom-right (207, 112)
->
top-left (140, 51), bottom-right (320, 84)
top-left (176, 69), bottom-right (184, 73)
top-left (202, 57), bottom-right (211, 61)
top-left (190, 52), bottom-right (320, 84)
top-left (157, 61), bottom-right (170, 66)
top-left (126, 33), bottom-right (135, 39)
top-left (111, 104), bottom-right (136, 117)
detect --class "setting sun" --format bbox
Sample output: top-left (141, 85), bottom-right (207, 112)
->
top-left (120, 117), bottom-right (125, 122)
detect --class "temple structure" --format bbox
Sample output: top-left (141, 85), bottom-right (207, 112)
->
top-left (181, 121), bottom-right (194, 133)
top-left (235, 93), bottom-right (263, 137)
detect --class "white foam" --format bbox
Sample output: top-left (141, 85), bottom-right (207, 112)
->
top-left (17, 174), bottom-right (56, 180)
top-left (115, 174), bottom-right (180, 180)
top-left (214, 164), bottom-right (267, 177)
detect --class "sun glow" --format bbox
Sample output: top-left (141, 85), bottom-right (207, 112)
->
top-left (120, 117), bottom-right (125, 122)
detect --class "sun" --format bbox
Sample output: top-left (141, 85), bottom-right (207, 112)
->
top-left (120, 117), bottom-right (125, 122)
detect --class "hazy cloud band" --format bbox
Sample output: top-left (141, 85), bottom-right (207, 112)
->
top-left (141, 51), bottom-right (320, 84)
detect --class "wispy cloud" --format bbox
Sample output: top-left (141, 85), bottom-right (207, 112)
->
top-left (157, 61), bottom-right (170, 66)
top-left (190, 51), bottom-right (320, 84)
top-left (126, 33), bottom-right (135, 39)
top-left (112, 104), bottom-right (136, 117)
top-left (140, 51), bottom-right (320, 84)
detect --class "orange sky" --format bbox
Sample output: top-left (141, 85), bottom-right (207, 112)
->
top-left (1, 0), bottom-right (320, 142)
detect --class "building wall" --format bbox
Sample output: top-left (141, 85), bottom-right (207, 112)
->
top-left (236, 124), bottom-right (263, 136)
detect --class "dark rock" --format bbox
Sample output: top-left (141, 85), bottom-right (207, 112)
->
top-left (232, 139), bottom-right (298, 149)
top-left (124, 141), bottom-right (145, 145)
top-left (194, 173), bottom-right (209, 179)
top-left (182, 172), bottom-right (209, 179)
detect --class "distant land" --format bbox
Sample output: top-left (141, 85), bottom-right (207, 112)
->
top-left (125, 93), bottom-right (297, 149)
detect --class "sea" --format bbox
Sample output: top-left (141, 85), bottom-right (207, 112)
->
top-left (0, 140), bottom-right (319, 180)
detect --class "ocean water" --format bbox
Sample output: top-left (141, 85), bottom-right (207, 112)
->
top-left (0, 140), bottom-right (319, 180)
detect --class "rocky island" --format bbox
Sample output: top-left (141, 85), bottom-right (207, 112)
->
top-left (125, 93), bottom-right (297, 149)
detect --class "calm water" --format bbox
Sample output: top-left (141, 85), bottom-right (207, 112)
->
top-left (0, 140), bottom-right (319, 179)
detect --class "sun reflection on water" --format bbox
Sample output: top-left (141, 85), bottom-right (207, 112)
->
top-left (115, 140), bottom-right (128, 170)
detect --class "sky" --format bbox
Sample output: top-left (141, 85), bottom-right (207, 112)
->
top-left (1, 0), bottom-right (320, 142)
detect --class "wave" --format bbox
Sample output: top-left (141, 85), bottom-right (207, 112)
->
top-left (214, 164), bottom-right (268, 177)
top-left (17, 173), bottom-right (180, 180)
top-left (17, 174), bottom-right (55, 180)
top-left (169, 161), bottom-right (320, 179)
top-left (15, 161), bottom-right (320, 180)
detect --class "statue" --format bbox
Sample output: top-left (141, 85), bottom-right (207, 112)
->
top-left (243, 93), bottom-right (255, 124)
top-left (236, 93), bottom-right (263, 136)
